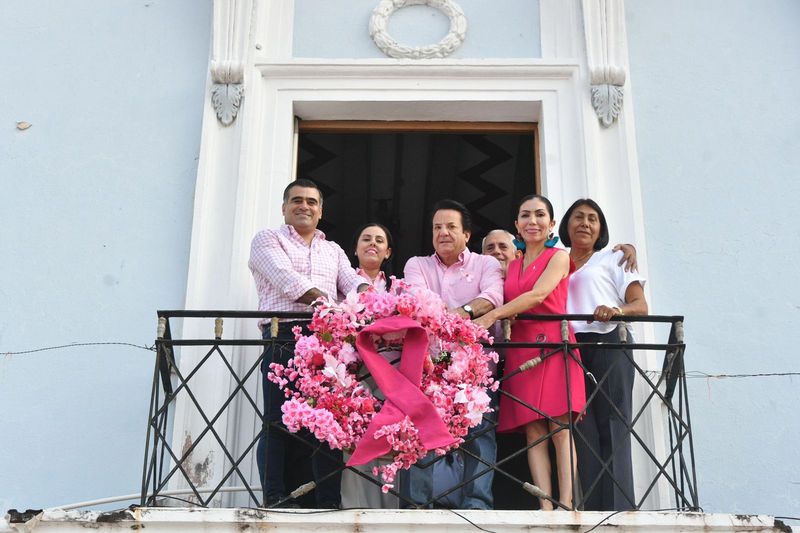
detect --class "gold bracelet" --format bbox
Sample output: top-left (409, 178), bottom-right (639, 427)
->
top-left (613, 306), bottom-right (624, 316)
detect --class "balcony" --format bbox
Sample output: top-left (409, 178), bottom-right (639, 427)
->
top-left (5, 310), bottom-right (789, 532)
top-left (141, 311), bottom-right (696, 512)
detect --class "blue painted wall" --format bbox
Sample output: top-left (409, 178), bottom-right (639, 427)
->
top-left (0, 0), bottom-right (212, 513)
top-left (293, 0), bottom-right (541, 58)
top-left (626, 0), bottom-right (800, 517)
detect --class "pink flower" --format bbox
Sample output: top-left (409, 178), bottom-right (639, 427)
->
top-left (322, 354), bottom-right (352, 388)
top-left (267, 279), bottom-right (496, 485)
top-left (338, 343), bottom-right (358, 365)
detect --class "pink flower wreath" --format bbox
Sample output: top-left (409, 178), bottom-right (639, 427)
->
top-left (267, 279), bottom-right (498, 492)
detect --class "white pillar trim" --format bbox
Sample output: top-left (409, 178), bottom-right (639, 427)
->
top-left (210, 0), bottom-right (254, 126)
top-left (582, 0), bottom-right (627, 127)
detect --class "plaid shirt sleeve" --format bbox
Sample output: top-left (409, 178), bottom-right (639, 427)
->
top-left (333, 242), bottom-right (365, 296)
top-left (249, 230), bottom-right (315, 301)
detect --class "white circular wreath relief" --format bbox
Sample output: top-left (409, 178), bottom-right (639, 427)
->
top-left (369, 0), bottom-right (468, 59)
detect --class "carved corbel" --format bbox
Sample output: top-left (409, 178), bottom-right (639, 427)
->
top-left (582, 0), bottom-right (627, 127)
top-left (210, 0), bottom-right (253, 126)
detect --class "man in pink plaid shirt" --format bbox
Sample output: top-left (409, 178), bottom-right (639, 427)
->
top-left (249, 179), bottom-right (367, 509)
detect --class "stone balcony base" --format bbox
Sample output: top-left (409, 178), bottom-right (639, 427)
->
top-left (4, 508), bottom-right (791, 533)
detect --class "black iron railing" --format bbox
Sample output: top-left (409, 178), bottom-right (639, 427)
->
top-left (141, 311), bottom-right (697, 511)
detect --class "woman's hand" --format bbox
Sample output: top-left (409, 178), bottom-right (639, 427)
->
top-left (591, 304), bottom-right (622, 323)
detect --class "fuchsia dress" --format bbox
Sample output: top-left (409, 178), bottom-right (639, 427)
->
top-left (497, 247), bottom-right (586, 433)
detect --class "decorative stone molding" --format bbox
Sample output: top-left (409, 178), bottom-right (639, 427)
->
top-left (369, 0), bottom-right (467, 59)
top-left (211, 78), bottom-right (244, 127)
top-left (209, 0), bottom-right (253, 126)
top-left (582, 0), bottom-right (626, 127)
top-left (591, 83), bottom-right (623, 128)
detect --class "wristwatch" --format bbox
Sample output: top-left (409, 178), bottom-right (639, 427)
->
top-left (462, 304), bottom-right (475, 319)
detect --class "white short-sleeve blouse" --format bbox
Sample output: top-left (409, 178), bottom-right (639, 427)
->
top-left (567, 249), bottom-right (646, 335)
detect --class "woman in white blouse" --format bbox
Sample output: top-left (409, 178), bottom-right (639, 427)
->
top-left (558, 199), bottom-right (648, 511)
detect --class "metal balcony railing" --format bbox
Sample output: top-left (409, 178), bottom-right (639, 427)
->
top-left (141, 311), bottom-right (696, 511)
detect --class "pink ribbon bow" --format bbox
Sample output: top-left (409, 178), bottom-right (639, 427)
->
top-left (347, 315), bottom-right (457, 466)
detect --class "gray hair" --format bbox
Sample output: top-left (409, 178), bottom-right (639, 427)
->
top-left (481, 229), bottom-right (515, 251)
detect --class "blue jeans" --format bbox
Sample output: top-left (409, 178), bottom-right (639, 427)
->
top-left (400, 391), bottom-right (497, 509)
top-left (461, 407), bottom-right (497, 509)
top-left (256, 322), bottom-right (342, 507)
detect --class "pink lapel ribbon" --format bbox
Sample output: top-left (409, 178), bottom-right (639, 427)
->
top-left (347, 315), bottom-right (457, 466)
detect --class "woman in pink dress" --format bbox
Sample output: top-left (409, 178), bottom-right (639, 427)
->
top-left (475, 195), bottom-right (586, 510)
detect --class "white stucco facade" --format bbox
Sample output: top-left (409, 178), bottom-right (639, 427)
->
top-left (1, 0), bottom-right (798, 527)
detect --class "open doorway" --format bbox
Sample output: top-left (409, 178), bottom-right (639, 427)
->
top-left (297, 121), bottom-right (539, 277)
top-left (297, 120), bottom-right (541, 508)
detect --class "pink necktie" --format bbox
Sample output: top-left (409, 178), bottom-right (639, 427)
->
top-left (347, 315), bottom-right (457, 466)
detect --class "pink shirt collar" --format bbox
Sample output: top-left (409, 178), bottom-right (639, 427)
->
top-left (282, 224), bottom-right (325, 244)
top-left (433, 247), bottom-right (469, 268)
top-left (356, 267), bottom-right (387, 290)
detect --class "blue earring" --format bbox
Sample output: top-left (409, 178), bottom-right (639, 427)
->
top-left (513, 237), bottom-right (526, 252)
top-left (544, 233), bottom-right (559, 248)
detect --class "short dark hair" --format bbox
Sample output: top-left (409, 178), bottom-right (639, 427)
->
top-left (558, 198), bottom-right (609, 250)
top-left (431, 199), bottom-right (472, 233)
top-left (283, 179), bottom-right (323, 204)
top-left (517, 194), bottom-right (555, 220)
top-left (351, 223), bottom-right (396, 285)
